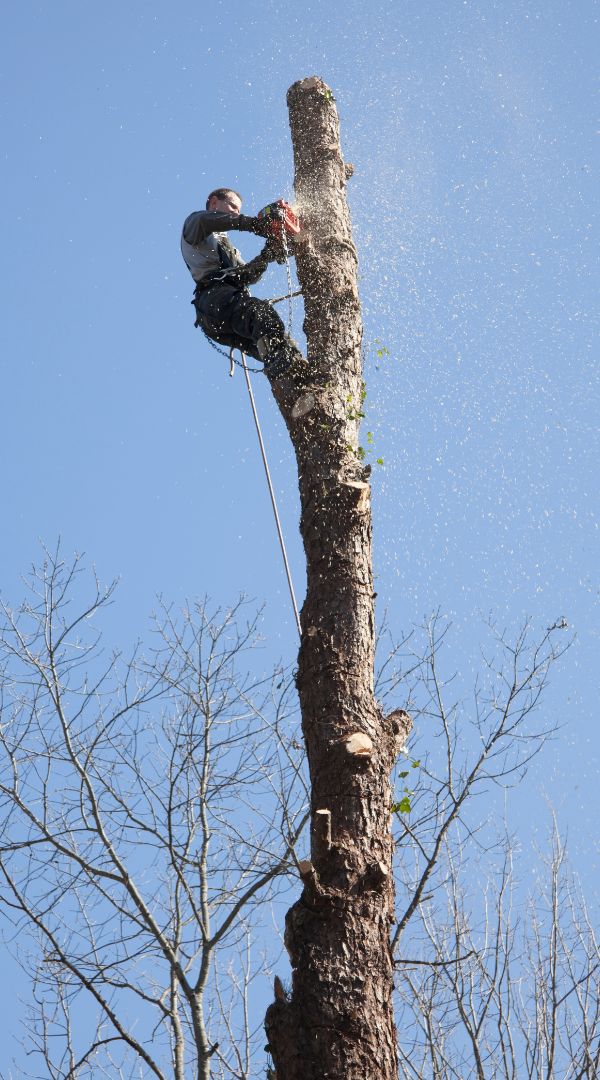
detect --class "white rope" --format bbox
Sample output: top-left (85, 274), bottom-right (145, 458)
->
top-left (207, 228), bottom-right (302, 636)
top-left (239, 351), bottom-right (302, 638)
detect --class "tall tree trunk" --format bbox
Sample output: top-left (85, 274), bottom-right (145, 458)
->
top-left (265, 77), bottom-right (399, 1080)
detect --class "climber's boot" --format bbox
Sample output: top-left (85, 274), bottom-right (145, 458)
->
top-left (256, 335), bottom-right (307, 380)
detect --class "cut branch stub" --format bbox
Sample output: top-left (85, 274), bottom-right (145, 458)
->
top-left (344, 732), bottom-right (374, 758)
top-left (274, 975), bottom-right (287, 1003)
top-left (338, 479), bottom-right (370, 513)
top-left (298, 859), bottom-right (316, 879)
top-left (298, 860), bottom-right (319, 892)
top-left (367, 861), bottom-right (390, 889)
top-left (388, 709), bottom-right (413, 755)
top-left (312, 809), bottom-right (332, 860)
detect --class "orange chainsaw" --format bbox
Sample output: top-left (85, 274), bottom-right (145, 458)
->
top-left (256, 199), bottom-right (301, 242)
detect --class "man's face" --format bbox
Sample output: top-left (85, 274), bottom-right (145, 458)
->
top-left (209, 191), bottom-right (242, 215)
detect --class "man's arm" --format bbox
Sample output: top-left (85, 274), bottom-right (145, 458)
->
top-left (182, 210), bottom-right (263, 246)
top-left (219, 238), bottom-right (287, 287)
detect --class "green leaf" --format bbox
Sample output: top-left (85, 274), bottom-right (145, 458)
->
top-left (391, 796), bottom-right (412, 815)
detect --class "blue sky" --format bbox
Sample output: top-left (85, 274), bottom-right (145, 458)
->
top-left (1, 0), bottom-right (598, 1070)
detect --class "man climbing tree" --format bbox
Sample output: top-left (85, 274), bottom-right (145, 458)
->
top-left (181, 187), bottom-right (305, 377)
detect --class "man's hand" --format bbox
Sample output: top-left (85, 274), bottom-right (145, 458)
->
top-left (249, 215), bottom-right (276, 238)
top-left (263, 236), bottom-right (288, 264)
top-left (234, 214), bottom-right (272, 237)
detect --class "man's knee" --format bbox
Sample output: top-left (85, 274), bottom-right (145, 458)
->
top-left (243, 297), bottom-right (285, 343)
top-left (195, 286), bottom-right (285, 353)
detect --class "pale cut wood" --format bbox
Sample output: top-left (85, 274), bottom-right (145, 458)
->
top-left (297, 859), bottom-right (314, 877)
top-left (344, 732), bottom-right (374, 757)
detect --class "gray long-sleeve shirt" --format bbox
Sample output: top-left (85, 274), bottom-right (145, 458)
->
top-left (181, 210), bottom-right (257, 284)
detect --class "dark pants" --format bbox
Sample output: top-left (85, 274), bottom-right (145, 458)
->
top-left (194, 283), bottom-right (286, 361)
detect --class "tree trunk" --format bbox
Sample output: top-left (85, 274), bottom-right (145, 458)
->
top-left (265, 77), bottom-right (399, 1080)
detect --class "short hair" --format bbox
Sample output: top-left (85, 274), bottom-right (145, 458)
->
top-left (206, 187), bottom-right (242, 210)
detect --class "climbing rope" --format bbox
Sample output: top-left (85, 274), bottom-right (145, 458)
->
top-left (238, 348), bottom-right (302, 638)
top-left (197, 237), bottom-right (303, 636)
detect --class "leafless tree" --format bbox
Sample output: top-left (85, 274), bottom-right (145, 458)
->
top-left (393, 823), bottom-right (599, 1079)
top-left (384, 612), bottom-right (570, 955)
top-left (0, 551), bottom-right (589, 1080)
top-left (370, 612), bottom-right (597, 1080)
top-left (0, 547), bottom-right (308, 1079)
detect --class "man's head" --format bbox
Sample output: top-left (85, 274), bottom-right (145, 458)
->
top-left (206, 188), bottom-right (242, 215)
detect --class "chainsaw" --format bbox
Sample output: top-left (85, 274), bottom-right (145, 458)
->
top-left (256, 199), bottom-right (301, 242)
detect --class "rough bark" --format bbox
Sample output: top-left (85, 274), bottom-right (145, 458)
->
top-left (265, 77), bottom-right (399, 1080)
